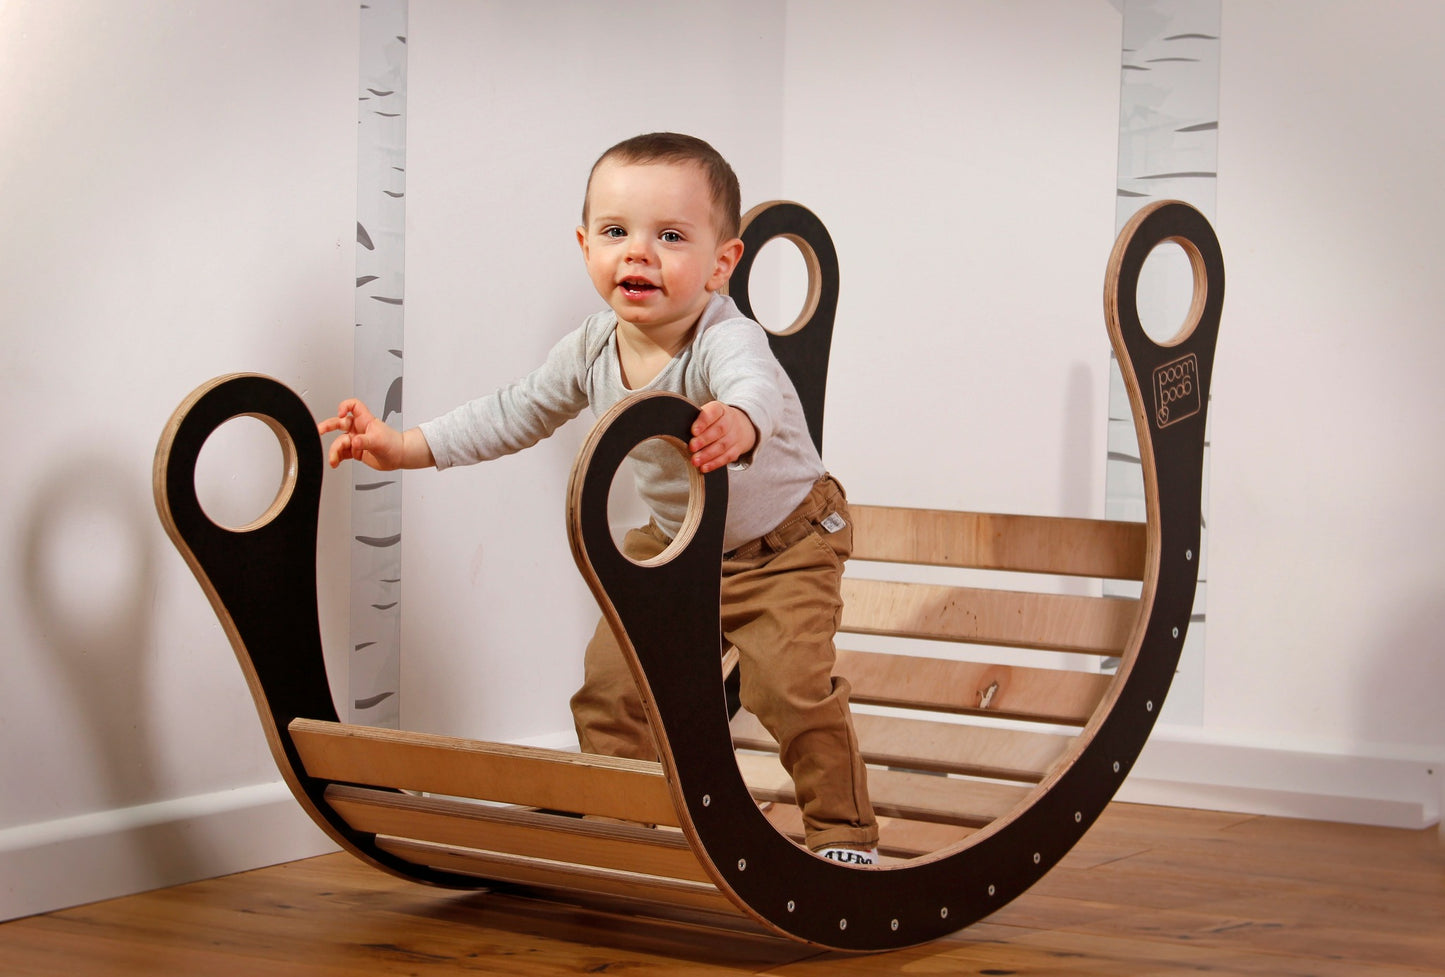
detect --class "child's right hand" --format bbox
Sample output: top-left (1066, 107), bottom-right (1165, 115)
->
top-left (317, 398), bottom-right (407, 470)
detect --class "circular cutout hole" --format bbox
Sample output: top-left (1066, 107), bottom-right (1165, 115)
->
top-left (1135, 239), bottom-right (1200, 345)
top-left (607, 451), bottom-right (654, 551)
top-left (606, 435), bottom-right (703, 566)
top-left (747, 235), bottom-right (815, 336)
top-left (195, 415), bottom-right (293, 530)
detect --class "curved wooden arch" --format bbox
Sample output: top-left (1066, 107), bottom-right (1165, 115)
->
top-left (152, 374), bottom-right (488, 889)
top-left (152, 198), bottom-right (1222, 953)
top-left (727, 200), bottom-right (840, 454)
top-left (568, 198), bottom-right (1222, 949)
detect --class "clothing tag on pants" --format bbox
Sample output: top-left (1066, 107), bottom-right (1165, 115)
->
top-left (820, 512), bottom-right (847, 534)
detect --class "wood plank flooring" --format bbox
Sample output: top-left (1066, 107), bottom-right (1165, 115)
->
top-left (2, 802), bottom-right (1441, 976)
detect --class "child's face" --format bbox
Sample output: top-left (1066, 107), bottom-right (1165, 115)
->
top-left (577, 159), bottom-right (741, 339)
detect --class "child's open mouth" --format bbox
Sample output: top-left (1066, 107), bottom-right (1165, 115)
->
top-left (619, 278), bottom-right (659, 298)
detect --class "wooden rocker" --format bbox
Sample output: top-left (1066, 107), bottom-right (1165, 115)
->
top-left (153, 198), bottom-right (1222, 952)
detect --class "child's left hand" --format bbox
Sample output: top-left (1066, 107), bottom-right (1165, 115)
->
top-left (689, 401), bottom-right (757, 473)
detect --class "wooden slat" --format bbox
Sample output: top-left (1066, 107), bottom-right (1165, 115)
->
top-left (839, 578), bottom-right (1139, 655)
top-left (324, 785), bottom-right (710, 883)
top-left (374, 836), bottom-right (740, 915)
top-left (849, 504), bottom-right (1148, 580)
top-left (289, 719), bottom-right (681, 827)
top-left (731, 711), bottom-right (1073, 784)
top-left (837, 649), bottom-right (1113, 726)
top-left (735, 752), bottom-right (1030, 827)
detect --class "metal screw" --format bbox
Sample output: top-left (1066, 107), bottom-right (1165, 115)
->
top-left (1033, 852), bottom-right (1041, 865)
top-left (787, 900), bottom-right (796, 913)
top-left (737, 859), bottom-right (747, 871)
top-left (987, 884), bottom-right (995, 897)
top-left (1186, 549), bottom-right (1194, 561)
top-left (1075, 811), bottom-right (1082, 823)
top-left (891, 919), bottom-right (899, 931)
top-left (839, 919), bottom-right (848, 931)
top-left (941, 907), bottom-right (950, 919)
top-left (1172, 626), bottom-right (1180, 638)
top-left (702, 794), bottom-right (711, 807)
top-left (1113, 761), bottom-right (1121, 773)
top-left (1147, 700), bottom-right (1154, 712)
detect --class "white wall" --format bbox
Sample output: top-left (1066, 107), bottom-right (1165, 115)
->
top-left (1216, 0), bottom-right (1445, 754)
top-left (1138, 0), bottom-right (1444, 823)
top-left (4, 0), bottom-right (1442, 925)
top-left (0, 0), bottom-right (358, 919)
top-left (778, 0), bottom-right (1121, 518)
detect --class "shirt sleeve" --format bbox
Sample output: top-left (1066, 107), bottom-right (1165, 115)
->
top-left (693, 317), bottom-right (787, 451)
top-left (418, 322), bottom-right (593, 469)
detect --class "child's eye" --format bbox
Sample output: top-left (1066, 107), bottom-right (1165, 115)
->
top-left (603, 226), bottom-right (626, 238)
top-left (660, 230), bottom-right (683, 243)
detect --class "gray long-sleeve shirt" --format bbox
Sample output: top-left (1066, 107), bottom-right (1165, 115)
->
top-left (419, 293), bottom-right (825, 552)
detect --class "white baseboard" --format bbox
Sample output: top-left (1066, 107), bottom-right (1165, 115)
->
top-left (0, 781), bottom-right (338, 923)
top-left (1118, 724), bottom-right (1442, 830)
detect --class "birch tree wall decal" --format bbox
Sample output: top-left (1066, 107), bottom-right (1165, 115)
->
top-left (1105, 0), bottom-right (1219, 724)
top-left (351, 0), bottom-right (408, 727)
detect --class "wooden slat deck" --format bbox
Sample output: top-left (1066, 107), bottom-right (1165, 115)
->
top-left (290, 719), bottom-right (681, 827)
top-left (271, 416), bottom-right (1154, 921)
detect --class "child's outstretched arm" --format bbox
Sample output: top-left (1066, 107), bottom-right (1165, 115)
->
top-left (317, 398), bottom-right (436, 471)
top-left (688, 401), bottom-right (757, 473)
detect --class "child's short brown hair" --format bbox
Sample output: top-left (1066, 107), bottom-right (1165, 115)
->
top-left (582, 132), bottom-right (742, 242)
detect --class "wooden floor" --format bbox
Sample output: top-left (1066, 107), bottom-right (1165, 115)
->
top-left (2, 803), bottom-right (1441, 976)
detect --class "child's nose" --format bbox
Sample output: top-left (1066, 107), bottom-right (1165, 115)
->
top-left (625, 237), bottom-right (654, 261)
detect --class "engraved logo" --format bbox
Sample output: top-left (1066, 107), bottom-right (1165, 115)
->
top-left (1153, 353), bottom-right (1200, 429)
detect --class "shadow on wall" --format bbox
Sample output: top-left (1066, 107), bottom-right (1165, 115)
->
top-left (17, 456), bottom-right (204, 874)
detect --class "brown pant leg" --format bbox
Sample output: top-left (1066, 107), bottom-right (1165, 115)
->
top-left (722, 480), bottom-right (878, 851)
top-left (569, 481), bottom-right (878, 852)
top-left (569, 522), bottom-right (670, 762)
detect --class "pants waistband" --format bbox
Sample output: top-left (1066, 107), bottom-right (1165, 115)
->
top-left (724, 474), bottom-right (846, 561)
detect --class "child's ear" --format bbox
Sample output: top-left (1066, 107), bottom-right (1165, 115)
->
top-left (576, 226), bottom-right (588, 258)
top-left (707, 237), bottom-right (745, 291)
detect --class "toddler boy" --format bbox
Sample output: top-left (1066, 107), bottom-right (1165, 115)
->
top-left (319, 132), bottom-right (878, 863)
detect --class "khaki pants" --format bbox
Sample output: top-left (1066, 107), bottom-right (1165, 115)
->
top-left (569, 474), bottom-right (878, 851)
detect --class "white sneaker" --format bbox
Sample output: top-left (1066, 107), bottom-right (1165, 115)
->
top-left (815, 845), bottom-right (879, 867)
